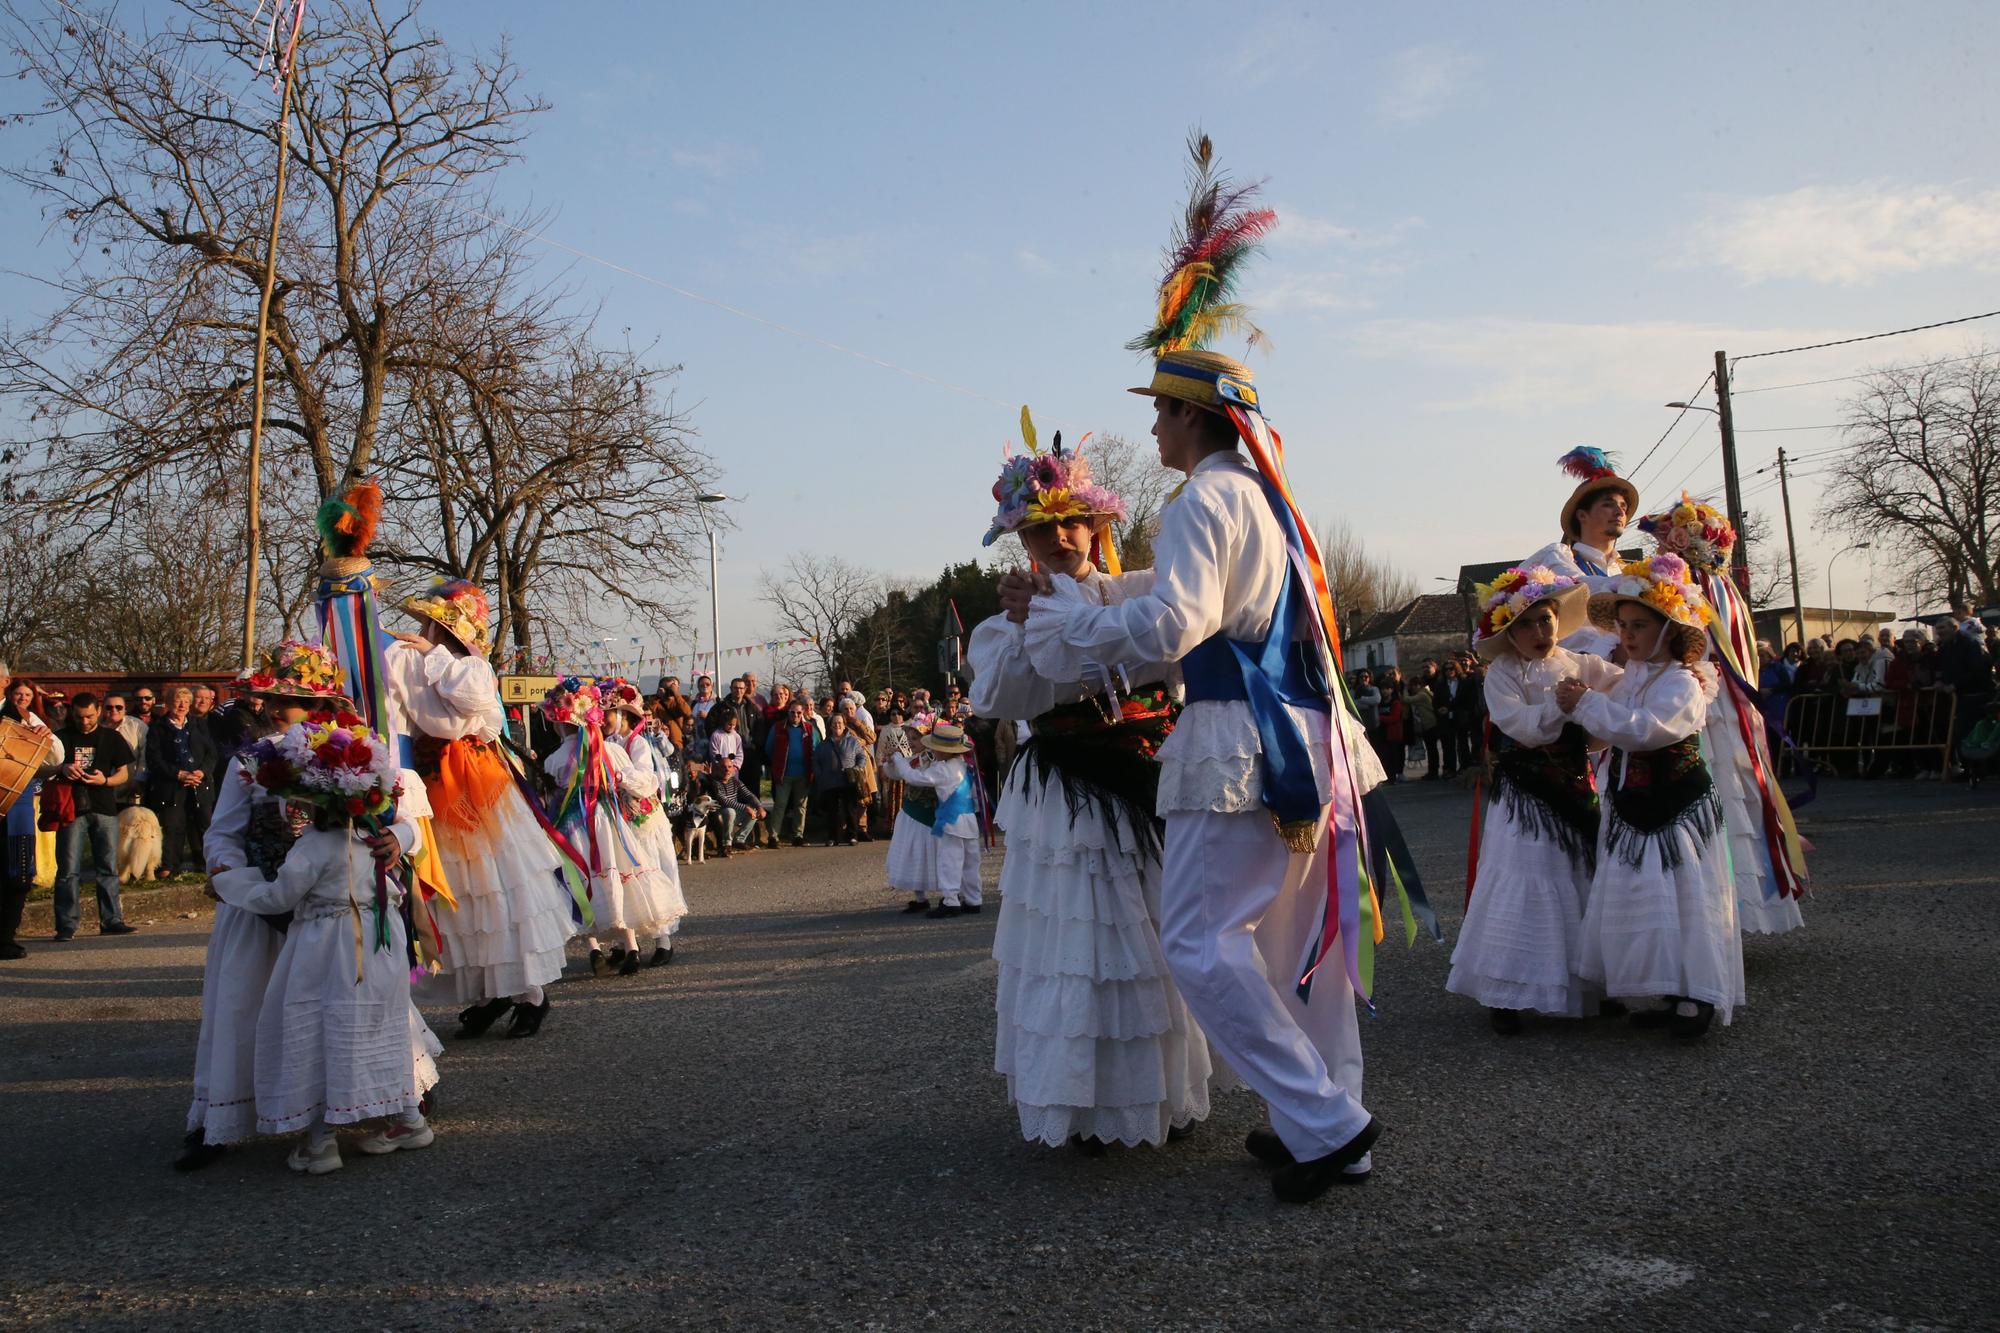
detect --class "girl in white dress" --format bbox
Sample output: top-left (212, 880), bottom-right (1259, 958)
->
top-left (1564, 556), bottom-right (1745, 1039)
top-left (601, 678), bottom-right (688, 968)
top-left (542, 678), bottom-right (675, 978)
top-left (1637, 495), bottom-right (1808, 935)
top-left (969, 429), bottom-right (1213, 1152)
top-left (1446, 568), bottom-right (1623, 1032)
top-left (389, 579), bottom-right (578, 1039)
top-left (210, 717), bottom-right (435, 1174)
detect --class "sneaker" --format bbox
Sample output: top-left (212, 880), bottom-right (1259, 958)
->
top-left (287, 1138), bottom-right (344, 1175)
top-left (358, 1120), bottom-right (435, 1156)
top-left (100, 922), bottom-right (138, 936)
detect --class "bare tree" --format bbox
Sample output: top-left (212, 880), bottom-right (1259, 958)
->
top-left (0, 0), bottom-right (548, 512)
top-left (1083, 432), bottom-right (1180, 570)
top-left (1312, 515), bottom-right (1419, 623)
top-left (1823, 352), bottom-right (2000, 606)
top-left (758, 554), bottom-right (882, 690)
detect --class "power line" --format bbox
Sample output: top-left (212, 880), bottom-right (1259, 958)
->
top-left (1732, 310), bottom-right (2000, 363)
top-left (1665, 441), bottom-right (1721, 499)
top-left (1736, 422), bottom-right (1845, 433)
top-left (1630, 371), bottom-right (1714, 481)
top-left (1732, 350), bottom-right (1994, 395)
top-left (1637, 412), bottom-right (1712, 495)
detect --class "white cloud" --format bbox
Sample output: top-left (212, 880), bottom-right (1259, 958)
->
top-left (1378, 45), bottom-right (1480, 125)
top-left (736, 225), bottom-right (882, 280)
top-left (1015, 248), bottom-right (1055, 276)
top-left (1272, 207), bottom-right (1425, 250)
top-left (1687, 182), bottom-right (2000, 285)
top-left (1248, 272), bottom-right (1373, 315)
top-left (671, 141), bottom-right (760, 179)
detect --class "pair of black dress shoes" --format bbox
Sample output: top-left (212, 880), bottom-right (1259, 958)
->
top-left (1245, 1118), bottom-right (1381, 1203)
top-left (455, 994), bottom-right (550, 1040)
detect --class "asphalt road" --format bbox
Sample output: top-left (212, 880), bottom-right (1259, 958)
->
top-left (1, 778), bottom-right (1994, 1331)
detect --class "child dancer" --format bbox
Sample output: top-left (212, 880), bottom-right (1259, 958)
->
top-left (883, 731), bottom-right (941, 913)
top-left (1447, 568), bottom-right (1623, 1033)
top-left (1563, 556), bottom-right (1744, 1039)
top-left (601, 678), bottom-right (688, 968)
top-left (209, 718), bottom-right (434, 1174)
top-left (542, 679), bottom-right (675, 977)
top-left (882, 723), bottom-right (982, 917)
top-left (1637, 496), bottom-right (1808, 935)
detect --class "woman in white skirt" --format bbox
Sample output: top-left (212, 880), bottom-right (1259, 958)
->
top-left (969, 424), bottom-right (1212, 1152)
top-left (210, 719), bottom-right (436, 1174)
top-left (1637, 495), bottom-right (1808, 936)
top-left (1446, 567), bottom-right (1622, 1032)
top-left (542, 679), bottom-right (675, 978)
top-left (883, 736), bottom-right (941, 913)
top-left (1563, 555), bottom-right (1745, 1039)
top-left (390, 579), bottom-right (578, 1040)
top-left (601, 678), bottom-right (688, 968)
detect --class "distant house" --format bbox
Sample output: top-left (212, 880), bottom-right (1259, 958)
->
top-left (1752, 606), bottom-right (1898, 647)
top-left (1342, 593), bottom-right (1472, 672)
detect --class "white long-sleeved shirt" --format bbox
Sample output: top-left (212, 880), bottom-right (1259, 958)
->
top-left (1485, 648), bottom-right (1623, 750)
top-left (1021, 450), bottom-right (1381, 814)
top-left (968, 568), bottom-right (1167, 723)
top-left (1572, 658), bottom-right (1712, 756)
top-left (883, 753), bottom-right (978, 838)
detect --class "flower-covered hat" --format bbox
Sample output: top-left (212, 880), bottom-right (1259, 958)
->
top-left (241, 715), bottom-right (401, 821)
top-left (1637, 492), bottom-right (1737, 576)
top-left (237, 640), bottom-right (354, 707)
top-left (401, 577), bottom-right (492, 658)
top-left (541, 676), bottom-right (603, 729)
top-left (1556, 447), bottom-right (1640, 543)
top-left (982, 407), bottom-right (1128, 547)
top-left (1471, 565), bottom-right (1589, 660)
top-left (1587, 554), bottom-right (1717, 663)
top-left (595, 677), bottom-right (646, 719)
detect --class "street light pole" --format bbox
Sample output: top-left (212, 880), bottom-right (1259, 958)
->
top-left (696, 491), bottom-right (728, 682)
top-left (1827, 542), bottom-right (1872, 642)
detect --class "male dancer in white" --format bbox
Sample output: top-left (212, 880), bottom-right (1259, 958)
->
top-left (1019, 349), bottom-right (1381, 1203)
top-left (1524, 448), bottom-right (1641, 658)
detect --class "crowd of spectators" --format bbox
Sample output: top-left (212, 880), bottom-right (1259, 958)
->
top-left (1757, 610), bottom-right (1996, 780)
top-left (1347, 652), bottom-right (1490, 784)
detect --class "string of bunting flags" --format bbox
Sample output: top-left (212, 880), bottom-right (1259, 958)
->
top-left (501, 637), bottom-right (820, 676)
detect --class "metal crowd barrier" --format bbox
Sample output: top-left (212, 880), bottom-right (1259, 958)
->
top-left (1781, 689), bottom-right (1958, 773)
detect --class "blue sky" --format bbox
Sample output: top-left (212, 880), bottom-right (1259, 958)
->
top-left (8, 1), bottom-right (1999, 675)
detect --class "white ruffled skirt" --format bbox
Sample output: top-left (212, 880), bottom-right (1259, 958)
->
top-left (570, 807), bottom-right (678, 936)
top-left (628, 809), bottom-right (689, 937)
top-left (1447, 797), bottom-right (1596, 1016)
top-left (186, 903), bottom-right (285, 1142)
top-left (1575, 789), bottom-right (1747, 1024)
top-left (990, 761), bottom-right (1212, 1147)
top-left (1705, 701), bottom-right (1806, 936)
top-left (430, 791), bottom-right (579, 1003)
top-left (885, 811), bottom-right (937, 894)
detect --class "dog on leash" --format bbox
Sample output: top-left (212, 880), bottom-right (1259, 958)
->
top-left (117, 805), bottom-right (164, 883)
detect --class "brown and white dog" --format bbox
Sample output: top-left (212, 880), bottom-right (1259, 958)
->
top-left (116, 805), bottom-right (164, 884)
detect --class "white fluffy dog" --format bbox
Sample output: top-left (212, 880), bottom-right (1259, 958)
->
top-left (117, 805), bottom-right (164, 884)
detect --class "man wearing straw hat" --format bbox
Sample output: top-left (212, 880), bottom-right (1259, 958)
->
top-left (1523, 448), bottom-right (1642, 659)
top-left (1018, 136), bottom-right (1415, 1203)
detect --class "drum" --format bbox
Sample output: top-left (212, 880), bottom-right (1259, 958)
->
top-left (0, 717), bottom-right (56, 819)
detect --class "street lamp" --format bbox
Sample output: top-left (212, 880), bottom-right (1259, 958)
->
top-left (1665, 401), bottom-right (1717, 413)
top-left (1827, 541), bottom-right (1872, 642)
top-left (697, 492), bottom-right (728, 678)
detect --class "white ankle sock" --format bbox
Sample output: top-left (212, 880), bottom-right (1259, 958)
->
top-left (515, 984), bottom-right (544, 1006)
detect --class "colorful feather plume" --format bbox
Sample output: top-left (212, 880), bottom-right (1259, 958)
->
top-left (1556, 447), bottom-right (1617, 483)
top-left (316, 477), bottom-right (382, 559)
top-left (1020, 404), bottom-right (1041, 457)
top-left (1128, 131), bottom-right (1278, 358)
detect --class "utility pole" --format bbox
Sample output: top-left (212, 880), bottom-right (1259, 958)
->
top-left (1776, 447), bottom-right (1807, 646)
top-left (1713, 349), bottom-right (1750, 596)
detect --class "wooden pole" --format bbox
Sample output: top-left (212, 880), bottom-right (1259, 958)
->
top-left (1777, 447), bottom-right (1807, 647)
top-left (1713, 349), bottom-right (1751, 595)
top-left (240, 53), bottom-right (302, 670)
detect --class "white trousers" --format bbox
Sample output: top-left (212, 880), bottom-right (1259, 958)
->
top-left (935, 834), bottom-right (983, 906)
top-left (1160, 805), bottom-right (1368, 1161)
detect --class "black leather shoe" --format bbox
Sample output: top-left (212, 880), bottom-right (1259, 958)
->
top-left (1489, 1007), bottom-right (1524, 1036)
top-left (1271, 1118), bottom-right (1382, 1203)
top-left (1669, 1000), bottom-right (1715, 1040)
top-left (618, 951), bottom-right (642, 977)
top-left (0, 942), bottom-right (25, 960)
top-left (605, 946), bottom-right (629, 970)
top-left (1245, 1127), bottom-right (1295, 1167)
top-left (419, 1091), bottom-right (435, 1119)
top-left (50, 931), bottom-right (74, 942)
top-left (958, 903), bottom-right (983, 915)
top-left (456, 996), bottom-right (515, 1039)
top-left (589, 948), bottom-right (610, 978)
top-left (1166, 1121), bottom-right (1196, 1144)
top-left (505, 996), bottom-right (551, 1038)
top-left (647, 946), bottom-right (673, 968)
top-left (790, 838), bottom-right (806, 848)
top-left (1597, 998), bottom-right (1629, 1019)
top-left (1628, 1003), bottom-right (1677, 1029)
top-left (173, 1134), bottom-right (227, 1173)
top-left (925, 903), bottom-right (962, 919)
top-left (100, 922), bottom-right (138, 936)
top-left (1071, 1135), bottom-right (1109, 1157)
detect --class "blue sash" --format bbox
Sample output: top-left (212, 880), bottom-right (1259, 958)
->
top-left (929, 766), bottom-right (976, 839)
top-left (1179, 531), bottom-right (1330, 835)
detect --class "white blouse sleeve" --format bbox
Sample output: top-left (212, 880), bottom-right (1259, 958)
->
top-left (884, 753), bottom-right (956, 791)
top-left (968, 614), bottom-right (1061, 722)
top-left (203, 762), bottom-right (252, 870)
top-left (1574, 667), bottom-right (1709, 752)
top-left (1484, 659), bottom-right (1567, 748)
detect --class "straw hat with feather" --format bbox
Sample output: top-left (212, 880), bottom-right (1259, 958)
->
top-left (1471, 566), bottom-right (1590, 660)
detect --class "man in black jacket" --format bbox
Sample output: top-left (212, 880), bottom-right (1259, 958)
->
top-left (145, 686), bottom-right (219, 875)
top-left (1941, 616), bottom-right (1995, 773)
